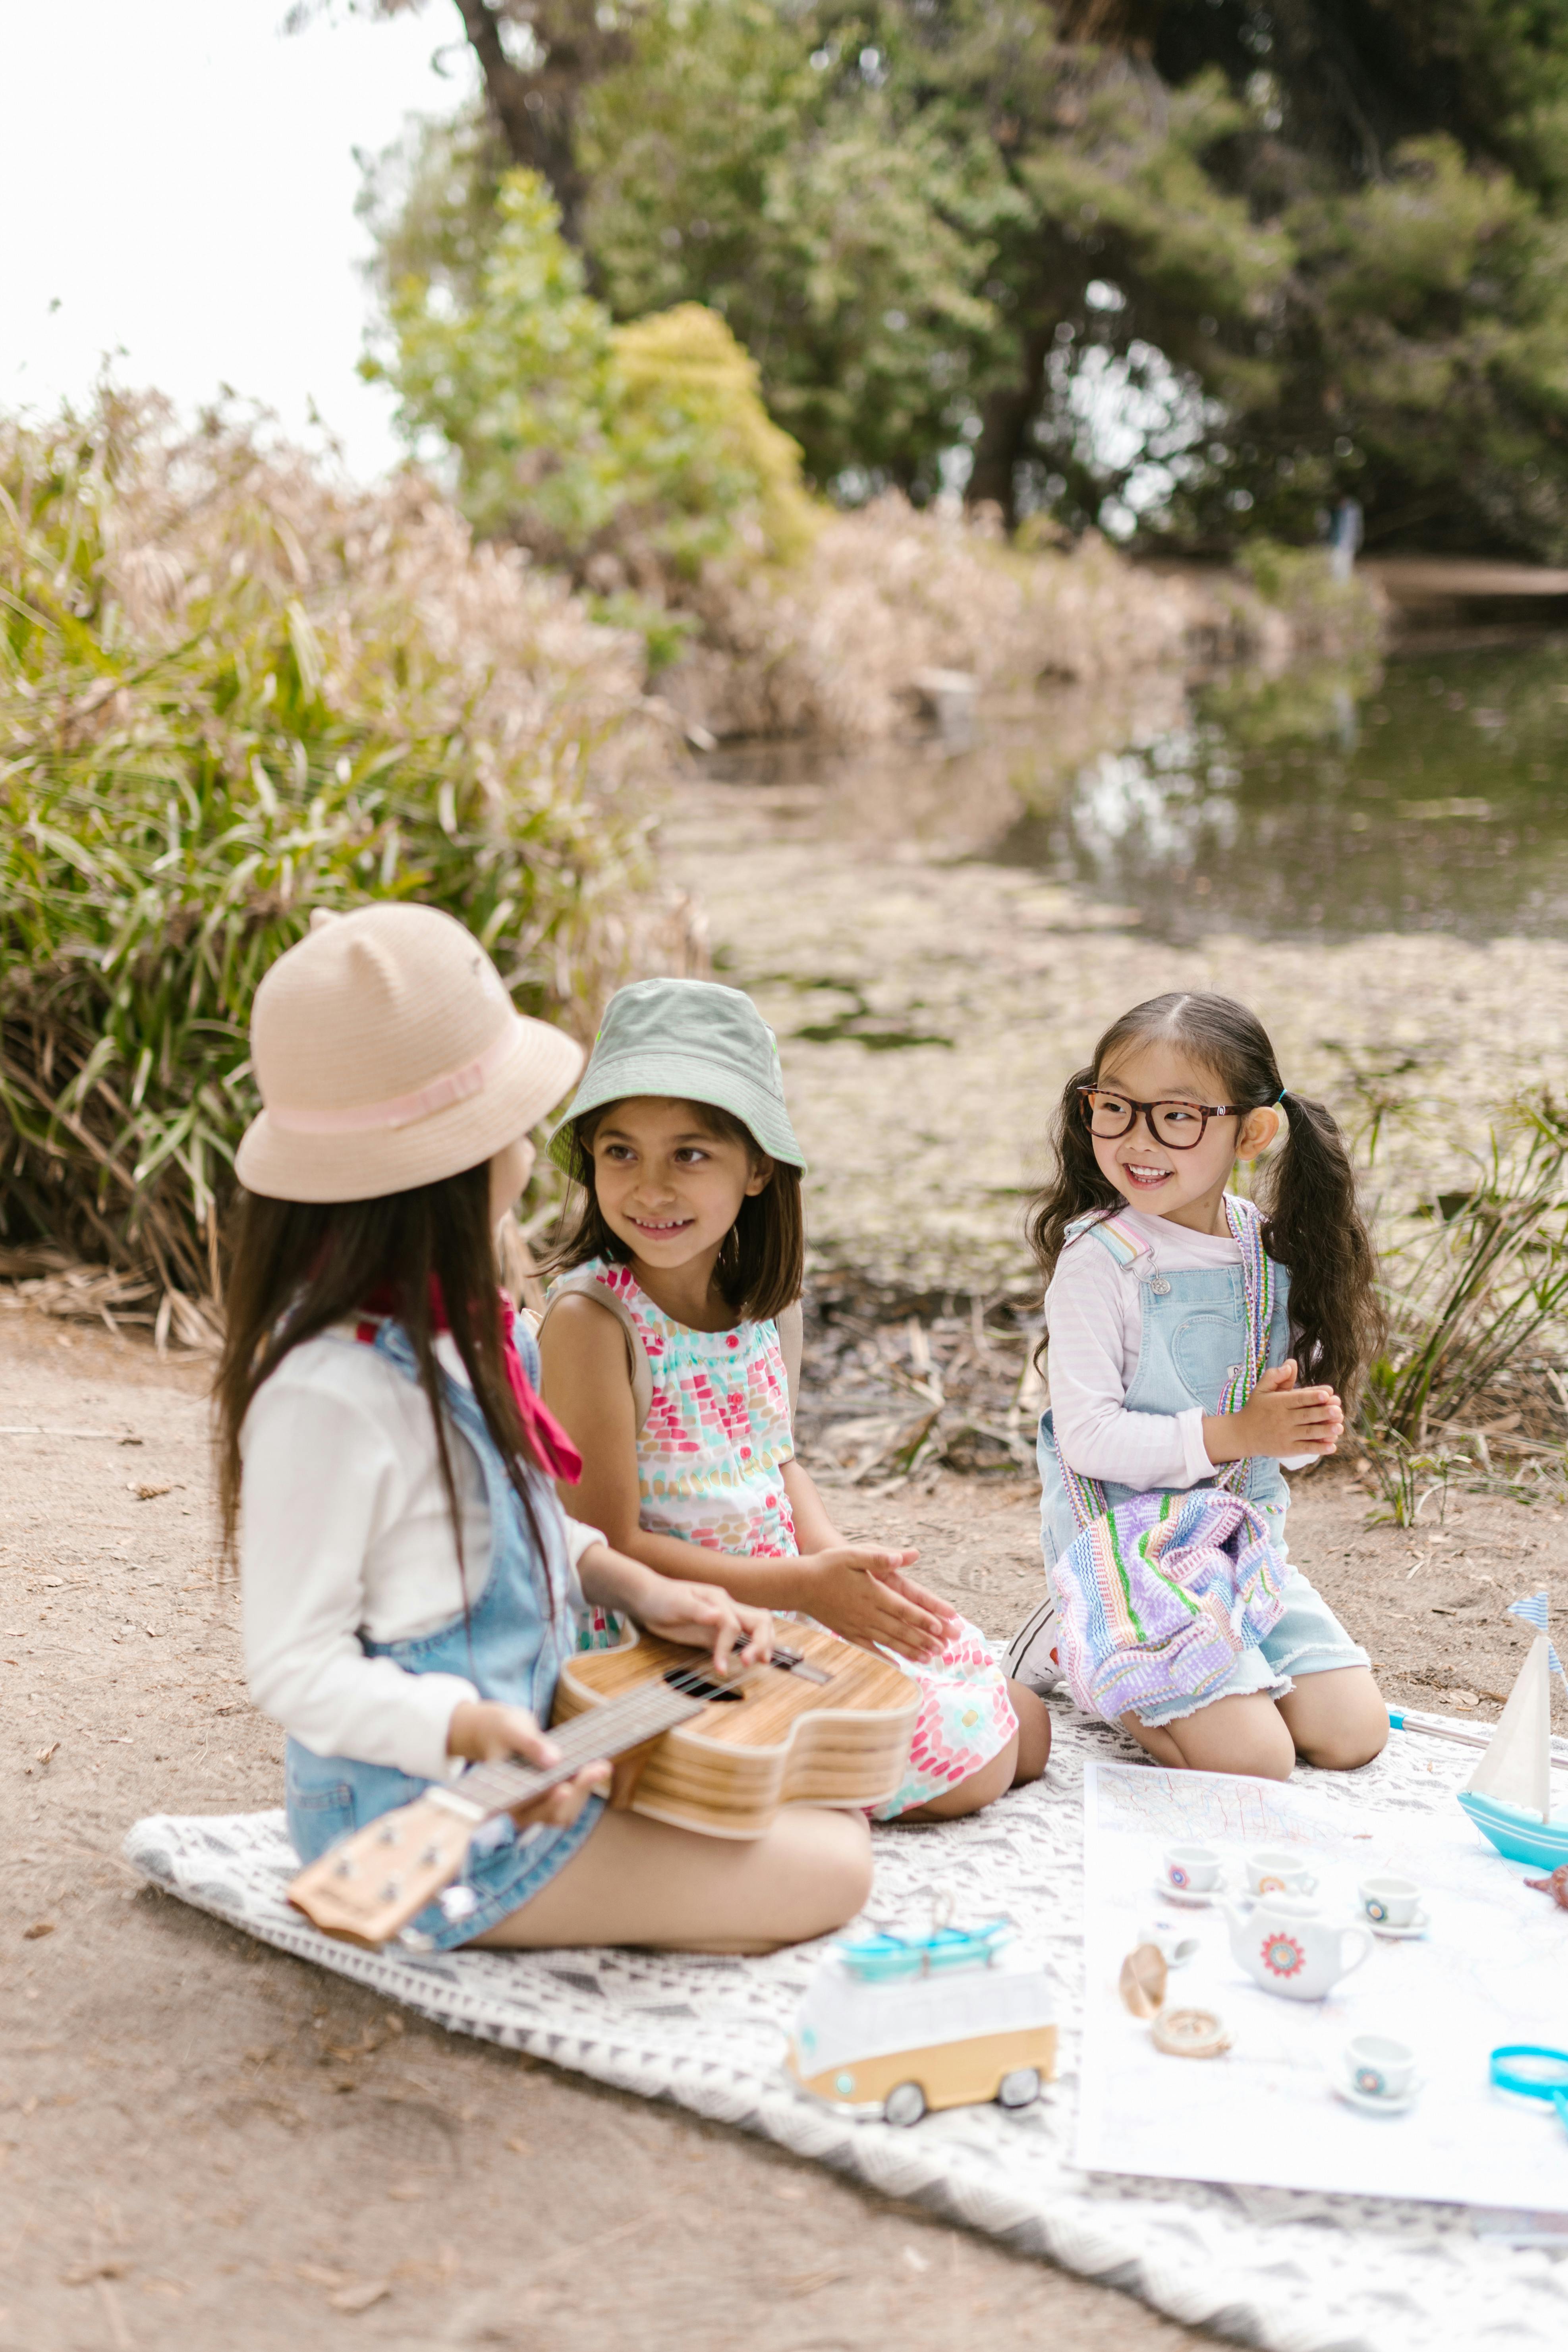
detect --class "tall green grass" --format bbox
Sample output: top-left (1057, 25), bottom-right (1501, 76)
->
top-left (1358, 1093), bottom-right (1568, 1520)
top-left (0, 392), bottom-right (670, 1313)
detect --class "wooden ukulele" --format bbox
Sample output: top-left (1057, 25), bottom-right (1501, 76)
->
top-left (287, 1622), bottom-right (918, 1948)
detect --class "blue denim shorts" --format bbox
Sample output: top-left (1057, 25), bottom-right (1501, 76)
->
top-left (1133, 1566), bottom-right (1369, 1730)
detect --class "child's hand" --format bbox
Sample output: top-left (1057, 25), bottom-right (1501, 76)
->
top-left (1204, 1359), bottom-right (1344, 1464)
top-left (445, 1701), bottom-right (611, 1830)
top-left (797, 1547), bottom-right (959, 1662)
top-left (630, 1575), bottom-right (774, 1674)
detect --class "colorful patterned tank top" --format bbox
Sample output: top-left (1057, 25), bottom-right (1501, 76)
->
top-left (567, 1257), bottom-right (798, 1557)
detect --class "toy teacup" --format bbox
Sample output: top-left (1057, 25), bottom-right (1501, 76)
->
top-left (1161, 1843), bottom-right (1221, 1894)
top-left (1358, 1874), bottom-right (1422, 1929)
top-left (1245, 1848), bottom-right (1317, 1897)
top-left (1343, 2034), bottom-right (1416, 2100)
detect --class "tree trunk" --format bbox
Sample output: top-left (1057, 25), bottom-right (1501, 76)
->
top-left (450, 0), bottom-right (628, 248)
top-left (966, 323), bottom-right (1055, 529)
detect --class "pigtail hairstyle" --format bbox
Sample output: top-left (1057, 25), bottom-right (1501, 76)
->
top-left (1026, 993), bottom-right (1384, 1410)
top-left (215, 1161), bottom-right (551, 1593)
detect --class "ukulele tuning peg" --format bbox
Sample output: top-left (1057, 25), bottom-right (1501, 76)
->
top-left (377, 1823), bottom-right (399, 1846)
top-left (333, 1856), bottom-right (356, 1879)
top-left (377, 1878), bottom-right (403, 1903)
top-left (419, 1843), bottom-right (442, 1867)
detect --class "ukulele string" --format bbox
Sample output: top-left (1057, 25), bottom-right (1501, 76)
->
top-left (456, 1651), bottom-right (772, 1814)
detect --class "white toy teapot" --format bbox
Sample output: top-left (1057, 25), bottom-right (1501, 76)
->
top-left (1220, 1893), bottom-right (1374, 2002)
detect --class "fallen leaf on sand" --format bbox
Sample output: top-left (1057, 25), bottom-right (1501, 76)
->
top-left (1450, 1690), bottom-right (1480, 1709)
top-left (23, 1921), bottom-right (55, 1940)
top-left (35, 1743), bottom-right (59, 1766)
top-left (128, 1481), bottom-right (174, 1501)
top-left (328, 2280), bottom-right (391, 2315)
top-left (787, 2266), bottom-right (848, 2297)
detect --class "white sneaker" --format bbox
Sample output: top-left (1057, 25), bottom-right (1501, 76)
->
top-left (1003, 1595), bottom-right (1062, 1693)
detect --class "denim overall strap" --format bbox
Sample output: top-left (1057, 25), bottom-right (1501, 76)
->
top-left (1052, 1199), bottom-right (1273, 1536)
top-left (283, 1317), bottom-right (601, 1948)
top-left (360, 1317), bottom-right (578, 1709)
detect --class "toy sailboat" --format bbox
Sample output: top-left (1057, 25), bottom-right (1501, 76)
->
top-left (1457, 1593), bottom-right (1568, 1870)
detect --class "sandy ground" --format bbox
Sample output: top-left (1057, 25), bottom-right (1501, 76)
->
top-left (5, 1307), bottom-right (1565, 2352)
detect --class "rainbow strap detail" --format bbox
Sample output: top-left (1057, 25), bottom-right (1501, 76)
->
top-left (1055, 1197), bottom-right (1273, 1537)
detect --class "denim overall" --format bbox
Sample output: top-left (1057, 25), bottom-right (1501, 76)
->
top-left (1037, 1218), bottom-right (1365, 1724)
top-left (284, 1319), bottom-right (604, 1950)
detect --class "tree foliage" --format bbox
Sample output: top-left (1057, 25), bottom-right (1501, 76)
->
top-left (366, 167), bottom-right (815, 572)
top-left (359, 0), bottom-right (1568, 556)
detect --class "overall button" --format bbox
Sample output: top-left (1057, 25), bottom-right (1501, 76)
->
top-left (1149, 1275), bottom-right (1171, 1296)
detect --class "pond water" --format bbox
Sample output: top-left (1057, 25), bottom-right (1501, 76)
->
top-left (708, 635), bottom-right (1568, 946)
top-left (1015, 637), bottom-right (1568, 944)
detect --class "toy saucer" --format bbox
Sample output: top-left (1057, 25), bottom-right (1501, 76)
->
top-left (1149, 1878), bottom-right (1220, 1909)
top-left (1332, 2069), bottom-right (1423, 2116)
top-left (1367, 1910), bottom-right (1430, 1941)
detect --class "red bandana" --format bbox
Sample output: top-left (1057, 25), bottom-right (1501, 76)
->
top-left (356, 1278), bottom-right (582, 1485)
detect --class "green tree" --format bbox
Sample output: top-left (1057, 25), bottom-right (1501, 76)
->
top-left (366, 168), bottom-right (815, 570)
top-left (357, 0), bottom-right (1568, 556)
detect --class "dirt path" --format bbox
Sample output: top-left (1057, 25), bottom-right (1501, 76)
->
top-left (4, 1310), bottom-right (1564, 2351)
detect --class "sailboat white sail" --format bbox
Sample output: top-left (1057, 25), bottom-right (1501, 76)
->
top-left (1457, 1594), bottom-right (1568, 1869)
top-left (1464, 1637), bottom-right (1553, 1825)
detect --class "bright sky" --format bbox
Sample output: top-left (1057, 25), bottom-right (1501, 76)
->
top-left (0, 1), bottom-right (470, 480)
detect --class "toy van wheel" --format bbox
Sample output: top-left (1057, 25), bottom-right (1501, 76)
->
top-left (883, 2082), bottom-right (927, 2128)
top-left (996, 2067), bottom-right (1041, 2110)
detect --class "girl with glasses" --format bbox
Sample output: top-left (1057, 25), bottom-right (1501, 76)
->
top-left (1004, 991), bottom-right (1388, 1780)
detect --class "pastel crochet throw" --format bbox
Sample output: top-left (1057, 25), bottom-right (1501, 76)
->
top-left (1052, 1485), bottom-right (1289, 1723)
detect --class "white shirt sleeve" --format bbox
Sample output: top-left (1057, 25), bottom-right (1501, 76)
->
top-left (561, 1516), bottom-right (606, 1569)
top-left (1045, 1243), bottom-right (1215, 1492)
top-left (241, 1377), bottom-right (477, 1783)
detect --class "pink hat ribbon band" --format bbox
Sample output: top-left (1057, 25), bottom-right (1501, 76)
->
top-left (265, 1025), bottom-right (516, 1136)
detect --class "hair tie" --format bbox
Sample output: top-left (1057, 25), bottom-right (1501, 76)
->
top-left (1274, 1087), bottom-right (1289, 1106)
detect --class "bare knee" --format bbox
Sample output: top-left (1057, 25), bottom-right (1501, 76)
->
top-left (1007, 1684), bottom-right (1052, 1783)
top-left (784, 1808), bottom-right (873, 1938)
top-left (1281, 1670), bottom-right (1390, 1772)
top-left (1296, 1707), bottom-right (1389, 1773)
top-left (1146, 1694), bottom-right (1297, 1781)
top-left (900, 1733), bottom-right (1018, 1821)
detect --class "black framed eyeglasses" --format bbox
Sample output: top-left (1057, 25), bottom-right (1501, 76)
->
top-left (1077, 1086), bottom-right (1249, 1150)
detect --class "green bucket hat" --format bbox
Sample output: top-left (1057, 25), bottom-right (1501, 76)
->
top-left (548, 977), bottom-right (805, 1180)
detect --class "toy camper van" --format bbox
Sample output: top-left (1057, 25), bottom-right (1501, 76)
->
top-left (786, 1920), bottom-right (1057, 2126)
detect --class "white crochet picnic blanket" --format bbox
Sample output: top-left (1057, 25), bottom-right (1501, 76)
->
top-left (125, 1709), bottom-right (1568, 2352)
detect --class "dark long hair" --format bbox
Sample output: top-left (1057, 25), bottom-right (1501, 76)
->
top-left (215, 1160), bottom-right (549, 1585)
top-left (546, 1098), bottom-right (803, 1323)
top-left (1026, 992), bottom-right (1384, 1408)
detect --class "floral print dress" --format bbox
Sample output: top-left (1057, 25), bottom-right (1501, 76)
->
top-left (558, 1258), bottom-right (1018, 1820)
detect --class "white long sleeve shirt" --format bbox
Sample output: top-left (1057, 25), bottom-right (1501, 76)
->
top-left (241, 1329), bottom-right (602, 1782)
top-left (1045, 1204), bottom-right (1278, 1491)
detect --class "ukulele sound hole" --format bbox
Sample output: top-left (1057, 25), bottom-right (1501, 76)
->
top-left (664, 1667), bottom-right (743, 1703)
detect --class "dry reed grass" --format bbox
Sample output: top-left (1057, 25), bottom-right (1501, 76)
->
top-left (658, 494), bottom-right (1283, 742)
top-left (0, 391), bottom-right (693, 1330)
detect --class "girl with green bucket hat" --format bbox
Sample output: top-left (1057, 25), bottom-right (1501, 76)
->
top-left (539, 978), bottom-right (1051, 1820)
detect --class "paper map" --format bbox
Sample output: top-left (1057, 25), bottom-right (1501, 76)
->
top-left (1078, 1758), bottom-right (1568, 2212)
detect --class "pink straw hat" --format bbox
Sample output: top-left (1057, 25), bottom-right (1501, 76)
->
top-left (236, 904), bottom-right (584, 1203)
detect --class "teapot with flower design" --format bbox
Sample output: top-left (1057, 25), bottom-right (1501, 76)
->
top-left (1220, 1892), bottom-right (1375, 2002)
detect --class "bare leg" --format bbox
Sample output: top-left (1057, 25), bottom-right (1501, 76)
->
top-left (1121, 1690), bottom-right (1297, 1780)
top-left (894, 1680), bottom-right (1053, 1822)
top-left (898, 1730), bottom-right (1020, 1822)
top-left (1010, 1682), bottom-right (1053, 1782)
top-left (1276, 1666), bottom-right (1388, 1769)
top-left (471, 1804), bottom-right (872, 1954)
